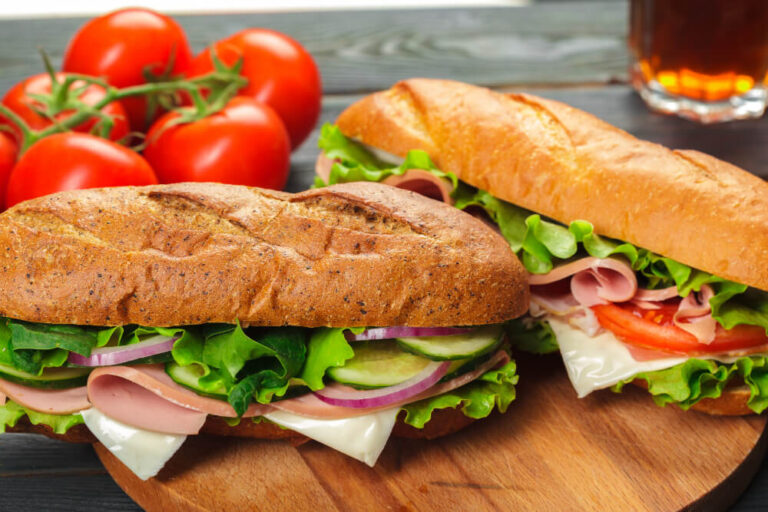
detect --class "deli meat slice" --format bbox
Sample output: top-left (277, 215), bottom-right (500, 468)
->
top-left (673, 284), bottom-right (717, 344)
top-left (87, 365), bottom-right (269, 435)
top-left (381, 169), bottom-right (454, 204)
top-left (315, 152), bottom-right (336, 183)
top-left (0, 379), bottom-right (89, 414)
top-left (530, 257), bottom-right (638, 311)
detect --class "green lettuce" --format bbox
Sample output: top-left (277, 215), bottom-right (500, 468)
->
top-left (506, 318), bottom-right (559, 355)
top-left (402, 360), bottom-right (518, 428)
top-left (612, 356), bottom-right (768, 413)
top-left (300, 326), bottom-right (363, 390)
top-left (171, 324), bottom-right (307, 415)
top-left (0, 400), bottom-right (84, 434)
top-left (315, 124), bottom-right (457, 189)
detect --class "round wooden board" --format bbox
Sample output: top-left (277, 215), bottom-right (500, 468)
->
top-left (96, 355), bottom-right (768, 512)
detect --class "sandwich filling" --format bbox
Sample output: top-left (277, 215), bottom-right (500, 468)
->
top-left (317, 123), bottom-right (768, 414)
top-left (0, 319), bottom-right (516, 478)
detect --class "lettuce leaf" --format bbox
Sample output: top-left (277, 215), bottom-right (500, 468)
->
top-left (315, 124), bottom-right (457, 189)
top-left (301, 327), bottom-right (364, 390)
top-left (171, 324), bottom-right (307, 415)
top-left (0, 400), bottom-right (84, 434)
top-left (506, 318), bottom-right (559, 354)
top-left (401, 360), bottom-right (518, 428)
top-left (612, 356), bottom-right (768, 413)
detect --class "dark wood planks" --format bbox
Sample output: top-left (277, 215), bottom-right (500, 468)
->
top-left (0, 3), bottom-right (629, 96)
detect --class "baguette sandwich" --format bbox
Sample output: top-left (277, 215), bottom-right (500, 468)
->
top-left (0, 181), bottom-right (528, 479)
top-left (316, 78), bottom-right (768, 416)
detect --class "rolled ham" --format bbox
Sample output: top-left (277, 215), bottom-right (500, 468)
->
top-left (530, 257), bottom-right (719, 345)
top-left (381, 169), bottom-right (454, 204)
top-left (673, 284), bottom-right (718, 344)
top-left (530, 257), bottom-right (638, 312)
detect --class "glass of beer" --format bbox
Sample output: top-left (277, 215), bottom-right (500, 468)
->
top-left (629, 0), bottom-right (768, 123)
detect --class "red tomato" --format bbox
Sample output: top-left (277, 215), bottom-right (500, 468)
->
top-left (188, 28), bottom-right (321, 150)
top-left (0, 73), bottom-right (129, 143)
top-left (143, 97), bottom-right (290, 190)
top-left (0, 133), bottom-right (17, 209)
top-left (592, 302), bottom-right (768, 354)
top-left (6, 133), bottom-right (157, 207)
top-left (62, 8), bottom-right (193, 131)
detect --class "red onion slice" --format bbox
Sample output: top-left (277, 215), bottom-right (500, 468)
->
top-left (314, 360), bottom-right (451, 408)
top-left (68, 335), bottom-right (177, 367)
top-left (346, 326), bottom-right (475, 341)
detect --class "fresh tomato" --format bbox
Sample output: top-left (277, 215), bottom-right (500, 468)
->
top-left (6, 133), bottom-right (157, 207)
top-left (62, 8), bottom-right (193, 131)
top-left (1, 73), bottom-right (129, 144)
top-left (188, 28), bottom-right (321, 149)
top-left (0, 133), bottom-right (17, 209)
top-left (592, 302), bottom-right (768, 354)
top-left (144, 97), bottom-right (290, 190)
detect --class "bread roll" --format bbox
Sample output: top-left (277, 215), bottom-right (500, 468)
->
top-left (0, 181), bottom-right (527, 327)
top-left (336, 78), bottom-right (768, 292)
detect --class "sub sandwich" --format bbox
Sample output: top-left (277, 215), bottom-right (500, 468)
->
top-left (0, 181), bottom-right (528, 479)
top-left (316, 78), bottom-right (768, 416)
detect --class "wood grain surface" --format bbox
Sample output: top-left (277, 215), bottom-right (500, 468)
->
top-left (1, 3), bottom-right (768, 511)
top-left (96, 355), bottom-right (768, 512)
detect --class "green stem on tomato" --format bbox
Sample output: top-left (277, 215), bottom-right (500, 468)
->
top-left (0, 103), bottom-right (37, 152)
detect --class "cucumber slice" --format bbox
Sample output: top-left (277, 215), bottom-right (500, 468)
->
top-left (166, 363), bottom-right (228, 398)
top-left (0, 363), bottom-right (90, 389)
top-left (327, 340), bottom-right (432, 388)
top-left (397, 326), bottom-right (504, 361)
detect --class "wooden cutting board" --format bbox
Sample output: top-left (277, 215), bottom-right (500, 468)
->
top-left (96, 355), bottom-right (768, 511)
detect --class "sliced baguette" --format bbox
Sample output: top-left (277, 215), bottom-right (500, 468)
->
top-left (336, 78), bottom-right (768, 292)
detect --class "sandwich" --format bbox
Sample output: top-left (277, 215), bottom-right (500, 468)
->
top-left (315, 78), bottom-right (768, 416)
top-left (0, 181), bottom-right (527, 479)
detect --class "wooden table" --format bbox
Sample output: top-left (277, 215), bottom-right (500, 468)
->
top-left (0, 3), bottom-right (766, 510)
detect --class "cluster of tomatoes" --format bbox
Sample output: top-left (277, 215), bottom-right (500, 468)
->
top-left (0, 8), bottom-right (321, 208)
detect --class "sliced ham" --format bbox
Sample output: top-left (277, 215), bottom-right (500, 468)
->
top-left (673, 284), bottom-right (717, 344)
top-left (530, 257), bottom-right (638, 312)
top-left (88, 374), bottom-right (207, 435)
top-left (382, 169), bottom-right (454, 204)
top-left (273, 350), bottom-right (509, 419)
top-left (315, 152), bottom-right (336, 183)
top-left (0, 379), bottom-right (89, 415)
top-left (531, 256), bottom-right (724, 346)
top-left (87, 365), bottom-right (269, 435)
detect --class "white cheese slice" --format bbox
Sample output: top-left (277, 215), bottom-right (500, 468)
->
top-left (550, 318), bottom-right (750, 398)
top-left (264, 407), bottom-right (399, 466)
top-left (550, 318), bottom-right (689, 398)
top-left (81, 407), bottom-right (186, 480)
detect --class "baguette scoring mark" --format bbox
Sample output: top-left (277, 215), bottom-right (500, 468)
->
top-left (291, 196), bottom-right (424, 237)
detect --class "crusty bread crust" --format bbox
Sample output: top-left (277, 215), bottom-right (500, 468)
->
top-left (336, 79), bottom-right (768, 292)
top-left (5, 406), bottom-right (477, 443)
top-left (0, 181), bottom-right (527, 327)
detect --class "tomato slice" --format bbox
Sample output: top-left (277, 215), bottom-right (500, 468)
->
top-left (591, 302), bottom-right (768, 354)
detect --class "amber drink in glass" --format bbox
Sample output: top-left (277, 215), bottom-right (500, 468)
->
top-left (629, 0), bottom-right (768, 122)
